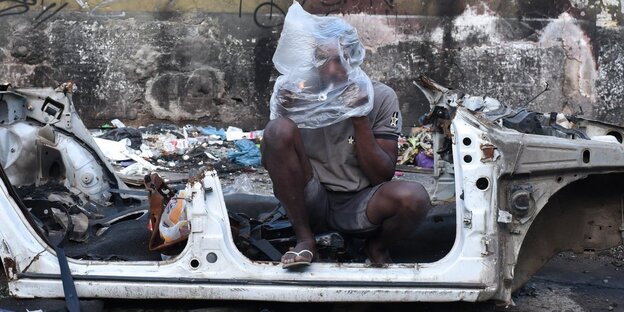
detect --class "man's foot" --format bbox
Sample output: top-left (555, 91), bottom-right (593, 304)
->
top-left (364, 239), bottom-right (392, 264)
top-left (282, 240), bottom-right (316, 269)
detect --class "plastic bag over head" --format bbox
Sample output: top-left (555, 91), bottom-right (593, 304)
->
top-left (270, 1), bottom-right (373, 129)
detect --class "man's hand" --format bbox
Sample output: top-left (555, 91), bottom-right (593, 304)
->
top-left (342, 82), bottom-right (369, 108)
top-left (351, 116), bottom-right (398, 185)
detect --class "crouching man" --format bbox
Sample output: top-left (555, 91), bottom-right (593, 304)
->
top-left (261, 3), bottom-right (432, 269)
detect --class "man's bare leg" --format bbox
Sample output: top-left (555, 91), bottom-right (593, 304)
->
top-left (364, 181), bottom-right (432, 263)
top-left (261, 117), bottom-right (316, 266)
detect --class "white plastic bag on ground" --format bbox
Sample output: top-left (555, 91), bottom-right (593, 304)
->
top-left (270, 1), bottom-right (373, 129)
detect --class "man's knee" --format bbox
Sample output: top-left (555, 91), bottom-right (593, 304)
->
top-left (393, 182), bottom-right (431, 217)
top-left (263, 117), bottom-right (299, 148)
top-left (369, 182), bottom-right (430, 223)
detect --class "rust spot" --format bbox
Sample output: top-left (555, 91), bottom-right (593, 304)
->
top-left (481, 143), bottom-right (496, 160)
top-left (3, 257), bottom-right (17, 279)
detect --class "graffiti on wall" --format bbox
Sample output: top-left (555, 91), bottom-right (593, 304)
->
top-left (0, 0), bottom-right (68, 27)
top-left (0, 0), bottom-right (405, 28)
top-left (0, 0), bottom-right (122, 25)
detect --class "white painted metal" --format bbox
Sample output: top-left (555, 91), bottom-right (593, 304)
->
top-left (0, 110), bottom-right (501, 302)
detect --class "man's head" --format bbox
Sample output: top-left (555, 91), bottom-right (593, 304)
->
top-left (312, 18), bottom-right (364, 86)
top-left (270, 2), bottom-right (374, 128)
top-left (315, 44), bottom-right (348, 86)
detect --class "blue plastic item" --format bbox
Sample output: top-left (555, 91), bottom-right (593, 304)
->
top-left (228, 139), bottom-right (262, 167)
top-left (200, 126), bottom-right (226, 140)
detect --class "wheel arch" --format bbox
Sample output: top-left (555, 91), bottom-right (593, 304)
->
top-left (511, 172), bottom-right (624, 291)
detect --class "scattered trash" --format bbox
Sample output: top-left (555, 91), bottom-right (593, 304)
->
top-left (100, 127), bottom-right (143, 149)
top-left (110, 118), bottom-right (126, 128)
top-left (398, 127), bottom-right (434, 168)
top-left (159, 190), bottom-right (191, 244)
top-left (120, 162), bottom-right (151, 177)
top-left (205, 152), bottom-right (220, 161)
top-left (222, 174), bottom-right (255, 194)
top-left (227, 139), bottom-right (262, 167)
top-left (94, 137), bottom-right (132, 161)
top-left (416, 151), bottom-right (434, 168)
top-left (200, 126), bottom-right (227, 140)
top-left (226, 126), bottom-right (245, 141)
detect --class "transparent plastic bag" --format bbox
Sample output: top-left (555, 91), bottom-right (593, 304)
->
top-left (269, 1), bottom-right (373, 129)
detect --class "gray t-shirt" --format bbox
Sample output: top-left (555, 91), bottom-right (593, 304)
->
top-left (300, 81), bottom-right (402, 192)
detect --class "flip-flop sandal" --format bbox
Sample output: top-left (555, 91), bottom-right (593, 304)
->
top-left (282, 249), bottom-right (314, 269)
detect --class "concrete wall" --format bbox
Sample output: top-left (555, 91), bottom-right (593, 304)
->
top-left (1, 0), bottom-right (623, 130)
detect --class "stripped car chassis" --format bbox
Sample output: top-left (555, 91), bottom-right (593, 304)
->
top-left (1, 79), bottom-right (623, 304)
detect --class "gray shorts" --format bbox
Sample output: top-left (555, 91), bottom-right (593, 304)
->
top-left (303, 172), bottom-right (385, 234)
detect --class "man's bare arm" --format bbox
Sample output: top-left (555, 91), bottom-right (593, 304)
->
top-left (351, 116), bottom-right (398, 185)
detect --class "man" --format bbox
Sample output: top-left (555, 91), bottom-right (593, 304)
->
top-left (262, 4), bottom-right (431, 268)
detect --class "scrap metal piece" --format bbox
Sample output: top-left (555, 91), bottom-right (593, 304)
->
top-left (497, 210), bottom-right (512, 224)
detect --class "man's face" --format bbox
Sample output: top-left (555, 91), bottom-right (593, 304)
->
top-left (318, 54), bottom-right (348, 87)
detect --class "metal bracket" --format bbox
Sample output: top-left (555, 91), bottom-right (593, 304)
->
top-left (481, 237), bottom-right (491, 256)
top-left (463, 210), bottom-right (472, 228)
top-left (497, 209), bottom-right (513, 224)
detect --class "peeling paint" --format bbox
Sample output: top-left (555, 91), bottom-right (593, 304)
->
top-left (539, 13), bottom-right (597, 114)
top-left (0, 0), bottom-right (624, 130)
top-left (452, 4), bottom-right (502, 44)
top-left (2, 257), bottom-right (17, 280)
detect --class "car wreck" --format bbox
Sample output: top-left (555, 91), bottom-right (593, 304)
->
top-left (0, 77), bottom-right (623, 305)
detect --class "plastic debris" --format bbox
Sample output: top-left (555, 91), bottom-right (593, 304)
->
top-left (119, 162), bottom-right (150, 177)
top-left (227, 139), bottom-right (262, 167)
top-left (416, 151), bottom-right (434, 168)
top-left (205, 152), bottom-right (219, 161)
top-left (110, 118), bottom-right (126, 128)
top-left (94, 137), bottom-right (132, 161)
top-left (269, 2), bottom-right (373, 129)
top-left (91, 121), bottom-right (269, 185)
top-left (398, 127), bottom-right (434, 168)
top-left (200, 126), bottom-right (227, 140)
top-left (222, 174), bottom-right (254, 194)
top-left (159, 190), bottom-right (191, 243)
top-left (101, 127), bottom-right (143, 149)
top-left (226, 126), bottom-right (245, 141)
